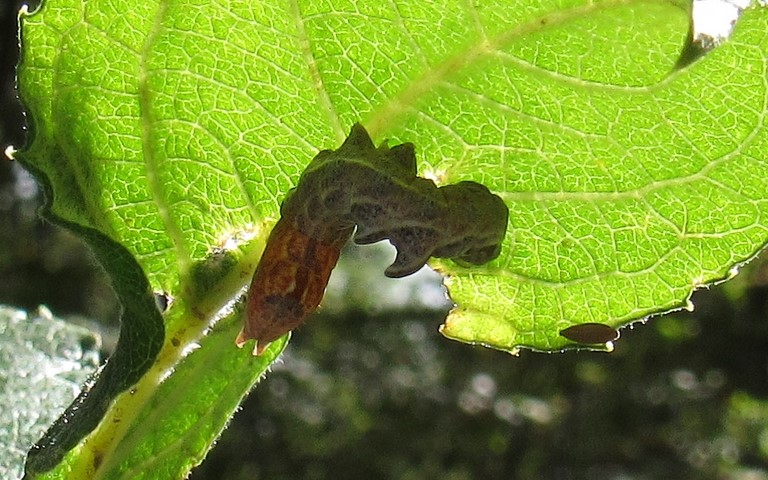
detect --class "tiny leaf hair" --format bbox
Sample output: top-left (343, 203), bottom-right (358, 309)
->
top-left (237, 124), bottom-right (509, 354)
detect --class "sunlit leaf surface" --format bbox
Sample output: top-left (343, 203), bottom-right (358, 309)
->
top-left (15, 0), bottom-right (768, 478)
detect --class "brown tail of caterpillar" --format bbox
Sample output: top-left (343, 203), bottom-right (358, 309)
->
top-left (237, 124), bottom-right (509, 355)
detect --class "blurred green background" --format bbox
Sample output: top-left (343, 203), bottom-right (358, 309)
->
top-left (2, 2), bottom-right (768, 479)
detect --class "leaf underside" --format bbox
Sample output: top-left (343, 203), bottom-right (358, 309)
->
top-left (16, 0), bottom-right (768, 478)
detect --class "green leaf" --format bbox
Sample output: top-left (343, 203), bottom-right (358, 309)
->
top-left (19, 216), bottom-right (166, 476)
top-left (76, 321), bottom-right (287, 479)
top-left (435, 3), bottom-right (768, 352)
top-left (15, 0), bottom-right (768, 477)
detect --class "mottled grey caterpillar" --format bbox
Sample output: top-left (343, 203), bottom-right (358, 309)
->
top-left (237, 124), bottom-right (509, 354)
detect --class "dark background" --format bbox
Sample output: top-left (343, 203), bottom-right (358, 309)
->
top-left (3, 2), bottom-right (768, 479)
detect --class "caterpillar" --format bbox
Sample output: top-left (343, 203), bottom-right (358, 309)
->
top-left (236, 124), bottom-right (509, 355)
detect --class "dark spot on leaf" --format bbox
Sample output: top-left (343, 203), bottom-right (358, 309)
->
top-left (560, 323), bottom-right (618, 344)
top-left (92, 451), bottom-right (103, 469)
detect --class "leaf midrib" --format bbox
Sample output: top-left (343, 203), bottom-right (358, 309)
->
top-left (291, 0), bottom-right (346, 142)
top-left (137, 0), bottom-right (194, 275)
